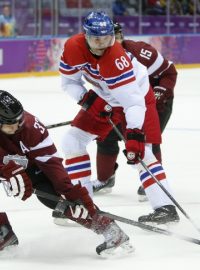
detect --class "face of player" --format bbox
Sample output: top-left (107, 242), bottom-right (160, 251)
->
top-left (86, 34), bottom-right (115, 56)
top-left (0, 115), bottom-right (24, 135)
top-left (1, 122), bottom-right (20, 135)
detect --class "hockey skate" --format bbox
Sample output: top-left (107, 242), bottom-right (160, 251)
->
top-left (92, 164), bottom-right (118, 194)
top-left (0, 225), bottom-right (19, 251)
top-left (138, 205), bottom-right (180, 225)
top-left (52, 210), bottom-right (80, 227)
top-left (137, 185), bottom-right (148, 202)
top-left (96, 222), bottom-right (134, 257)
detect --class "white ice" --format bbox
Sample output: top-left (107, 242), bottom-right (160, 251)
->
top-left (0, 68), bottom-right (200, 270)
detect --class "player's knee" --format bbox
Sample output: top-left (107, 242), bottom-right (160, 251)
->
top-left (61, 127), bottom-right (92, 157)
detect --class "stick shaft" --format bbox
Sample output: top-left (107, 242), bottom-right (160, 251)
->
top-left (33, 189), bottom-right (200, 246)
top-left (46, 120), bottom-right (71, 129)
top-left (107, 117), bottom-right (200, 233)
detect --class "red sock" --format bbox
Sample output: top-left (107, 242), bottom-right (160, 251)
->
top-left (0, 212), bottom-right (10, 225)
top-left (96, 152), bottom-right (118, 182)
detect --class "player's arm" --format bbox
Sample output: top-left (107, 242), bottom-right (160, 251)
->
top-left (59, 41), bottom-right (87, 102)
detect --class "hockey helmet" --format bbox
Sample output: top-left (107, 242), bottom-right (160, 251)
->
top-left (83, 11), bottom-right (114, 36)
top-left (114, 22), bottom-right (122, 34)
top-left (113, 22), bottom-right (124, 42)
top-left (0, 90), bottom-right (24, 125)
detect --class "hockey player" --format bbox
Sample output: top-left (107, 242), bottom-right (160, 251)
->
top-left (0, 212), bottom-right (18, 251)
top-left (93, 22), bottom-right (178, 202)
top-left (59, 11), bottom-right (179, 224)
top-left (0, 90), bottom-right (134, 256)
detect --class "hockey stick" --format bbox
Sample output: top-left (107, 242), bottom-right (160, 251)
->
top-left (46, 120), bottom-right (72, 129)
top-left (32, 188), bottom-right (200, 246)
top-left (107, 117), bottom-right (200, 233)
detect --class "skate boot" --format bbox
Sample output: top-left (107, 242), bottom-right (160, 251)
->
top-left (96, 221), bottom-right (134, 257)
top-left (92, 164), bottom-right (118, 194)
top-left (0, 224), bottom-right (19, 251)
top-left (52, 210), bottom-right (80, 227)
top-left (138, 205), bottom-right (180, 225)
top-left (137, 185), bottom-right (148, 202)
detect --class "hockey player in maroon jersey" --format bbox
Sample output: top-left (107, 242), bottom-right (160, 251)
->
top-left (59, 11), bottom-right (179, 224)
top-left (92, 22), bottom-right (177, 202)
top-left (0, 90), bottom-right (134, 256)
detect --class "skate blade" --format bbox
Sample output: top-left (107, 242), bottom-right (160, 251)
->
top-left (138, 195), bottom-right (148, 202)
top-left (99, 241), bottom-right (135, 259)
top-left (0, 244), bottom-right (18, 258)
top-left (94, 187), bottom-right (113, 195)
top-left (140, 220), bottom-right (180, 232)
top-left (53, 218), bottom-right (80, 227)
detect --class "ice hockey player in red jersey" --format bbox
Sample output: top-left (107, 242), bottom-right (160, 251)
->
top-left (92, 22), bottom-right (178, 202)
top-left (59, 11), bottom-right (179, 224)
top-left (0, 90), bottom-right (134, 256)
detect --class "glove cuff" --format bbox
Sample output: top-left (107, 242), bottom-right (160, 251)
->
top-left (126, 129), bottom-right (145, 142)
top-left (78, 90), bottom-right (98, 110)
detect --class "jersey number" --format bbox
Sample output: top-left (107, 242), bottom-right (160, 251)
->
top-left (140, 49), bottom-right (152, 60)
top-left (34, 117), bottom-right (45, 134)
top-left (115, 56), bottom-right (130, 70)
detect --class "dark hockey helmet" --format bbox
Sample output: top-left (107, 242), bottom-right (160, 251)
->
top-left (114, 22), bottom-right (122, 34)
top-left (113, 22), bottom-right (124, 42)
top-left (83, 11), bottom-right (114, 36)
top-left (0, 90), bottom-right (24, 125)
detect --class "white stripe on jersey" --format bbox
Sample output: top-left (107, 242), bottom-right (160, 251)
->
top-left (35, 151), bottom-right (60, 162)
top-left (30, 135), bottom-right (54, 151)
top-left (148, 51), bottom-right (164, 75)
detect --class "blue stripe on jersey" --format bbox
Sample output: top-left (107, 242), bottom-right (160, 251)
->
top-left (105, 70), bottom-right (134, 85)
top-left (60, 61), bottom-right (74, 71)
top-left (140, 165), bottom-right (163, 180)
top-left (67, 162), bottom-right (91, 172)
top-left (85, 63), bottom-right (99, 75)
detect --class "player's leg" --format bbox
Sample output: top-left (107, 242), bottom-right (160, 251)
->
top-left (61, 126), bottom-right (97, 198)
top-left (136, 145), bottom-right (179, 224)
top-left (0, 212), bottom-right (18, 251)
top-left (92, 124), bottom-right (123, 193)
top-left (93, 140), bottom-right (119, 193)
top-left (64, 207), bottom-right (134, 256)
top-left (137, 98), bottom-right (173, 202)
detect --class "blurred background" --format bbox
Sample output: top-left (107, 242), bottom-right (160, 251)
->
top-left (0, 0), bottom-right (200, 75)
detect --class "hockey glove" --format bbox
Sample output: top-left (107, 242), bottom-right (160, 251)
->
top-left (1, 161), bottom-right (32, 201)
top-left (154, 86), bottom-right (173, 112)
top-left (65, 183), bottom-right (97, 219)
top-left (125, 129), bottom-right (145, 164)
top-left (78, 90), bottom-right (112, 118)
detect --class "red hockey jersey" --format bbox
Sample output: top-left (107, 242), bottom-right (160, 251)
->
top-left (59, 33), bottom-right (151, 130)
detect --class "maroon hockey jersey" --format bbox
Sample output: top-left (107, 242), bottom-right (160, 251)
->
top-left (0, 111), bottom-right (70, 193)
top-left (122, 40), bottom-right (177, 93)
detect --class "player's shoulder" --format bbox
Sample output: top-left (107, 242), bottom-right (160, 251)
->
top-left (124, 39), bottom-right (156, 53)
top-left (64, 33), bottom-right (86, 49)
top-left (23, 111), bottom-right (46, 133)
top-left (109, 41), bottom-right (126, 56)
top-left (63, 33), bottom-right (88, 65)
top-left (103, 41), bottom-right (130, 63)
top-left (23, 111), bottom-right (36, 127)
top-left (99, 42), bottom-right (134, 78)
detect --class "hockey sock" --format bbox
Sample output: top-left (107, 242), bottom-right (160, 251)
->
top-left (96, 152), bottom-right (118, 182)
top-left (0, 212), bottom-right (10, 226)
top-left (65, 154), bottom-right (93, 197)
top-left (139, 161), bottom-right (174, 209)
